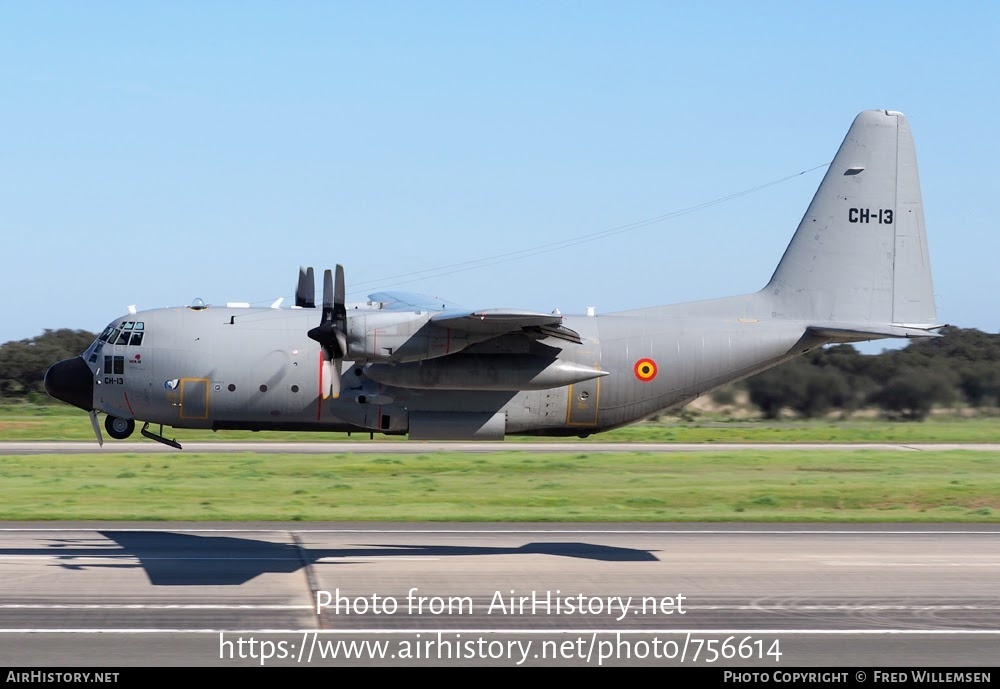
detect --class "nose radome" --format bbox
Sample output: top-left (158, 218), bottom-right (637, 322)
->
top-left (44, 357), bottom-right (94, 411)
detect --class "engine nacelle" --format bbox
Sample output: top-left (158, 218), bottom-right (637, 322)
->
top-left (364, 354), bottom-right (607, 390)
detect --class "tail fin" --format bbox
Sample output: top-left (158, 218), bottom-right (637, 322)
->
top-left (764, 110), bottom-right (939, 333)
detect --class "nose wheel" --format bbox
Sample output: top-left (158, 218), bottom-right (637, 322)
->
top-left (105, 415), bottom-right (136, 440)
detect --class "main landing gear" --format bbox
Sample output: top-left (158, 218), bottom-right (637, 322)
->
top-left (101, 414), bottom-right (182, 449)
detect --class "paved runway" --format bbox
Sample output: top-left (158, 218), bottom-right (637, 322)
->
top-left (4, 441), bottom-right (1000, 454)
top-left (1, 523), bottom-right (998, 667)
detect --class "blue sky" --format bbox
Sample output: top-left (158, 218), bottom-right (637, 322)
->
top-left (3, 3), bottom-right (998, 353)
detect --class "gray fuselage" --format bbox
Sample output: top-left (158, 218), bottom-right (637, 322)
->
top-left (81, 298), bottom-right (818, 440)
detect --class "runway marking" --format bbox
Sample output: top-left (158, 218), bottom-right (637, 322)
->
top-left (824, 561), bottom-right (1000, 567)
top-left (291, 530), bottom-right (325, 631)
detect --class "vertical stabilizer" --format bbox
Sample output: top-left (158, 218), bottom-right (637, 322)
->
top-left (765, 110), bottom-right (937, 328)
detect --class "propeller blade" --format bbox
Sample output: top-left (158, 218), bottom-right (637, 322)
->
top-left (307, 269), bottom-right (334, 343)
top-left (89, 410), bottom-right (104, 447)
top-left (323, 268), bottom-right (333, 312)
top-left (321, 358), bottom-right (333, 399)
top-left (334, 330), bottom-right (347, 361)
top-left (296, 267), bottom-right (315, 308)
top-left (334, 264), bottom-right (345, 312)
top-left (333, 264), bottom-right (348, 357)
top-left (331, 358), bottom-right (343, 399)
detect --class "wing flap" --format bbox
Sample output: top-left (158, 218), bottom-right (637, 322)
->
top-left (525, 323), bottom-right (584, 345)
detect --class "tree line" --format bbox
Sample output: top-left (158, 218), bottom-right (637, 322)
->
top-left (742, 327), bottom-right (1000, 420)
top-left (0, 329), bottom-right (96, 404)
top-left (2, 326), bottom-right (998, 420)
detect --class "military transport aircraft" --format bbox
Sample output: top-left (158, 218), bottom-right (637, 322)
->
top-left (45, 110), bottom-right (941, 449)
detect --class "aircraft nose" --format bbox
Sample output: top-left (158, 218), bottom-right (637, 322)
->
top-left (44, 357), bottom-right (94, 411)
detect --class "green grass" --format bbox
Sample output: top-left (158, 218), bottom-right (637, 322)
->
top-left (601, 417), bottom-right (1000, 444)
top-left (1, 450), bottom-right (998, 521)
top-left (2, 404), bottom-right (1000, 443)
top-left (3, 404), bottom-right (998, 522)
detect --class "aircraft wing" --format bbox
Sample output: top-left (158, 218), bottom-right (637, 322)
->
top-left (368, 291), bottom-right (582, 344)
top-left (368, 291), bottom-right (463, 311)
top-left (431, 309), bottom-right (582, 344)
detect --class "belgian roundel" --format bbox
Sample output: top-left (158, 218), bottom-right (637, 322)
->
top-left (634, 358), bottom-right (657, 382)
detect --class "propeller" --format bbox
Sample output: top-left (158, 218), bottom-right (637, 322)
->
top-left (295, 266), bottom-right (315, 308)
top-left (307, 265), bottom-right (348, 399)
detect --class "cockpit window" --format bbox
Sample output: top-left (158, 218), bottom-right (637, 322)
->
top-left (109, 321), bottom-right (145, 346)
top-left (89, 320), bottom-right (142, 362)
top-left (83, 321), bottom-right (146, 364)
top-left (90, 321), bottom-right (145, 361)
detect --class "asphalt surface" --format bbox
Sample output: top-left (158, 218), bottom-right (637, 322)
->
top-left (1, 523), bottom-right (998, 667)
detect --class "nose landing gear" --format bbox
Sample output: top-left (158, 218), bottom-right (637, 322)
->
top-left (104, 415), bottom-right (136, 440)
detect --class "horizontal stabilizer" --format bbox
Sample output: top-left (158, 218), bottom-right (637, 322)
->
top-left (808, 323), bottom-right (946, 342)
